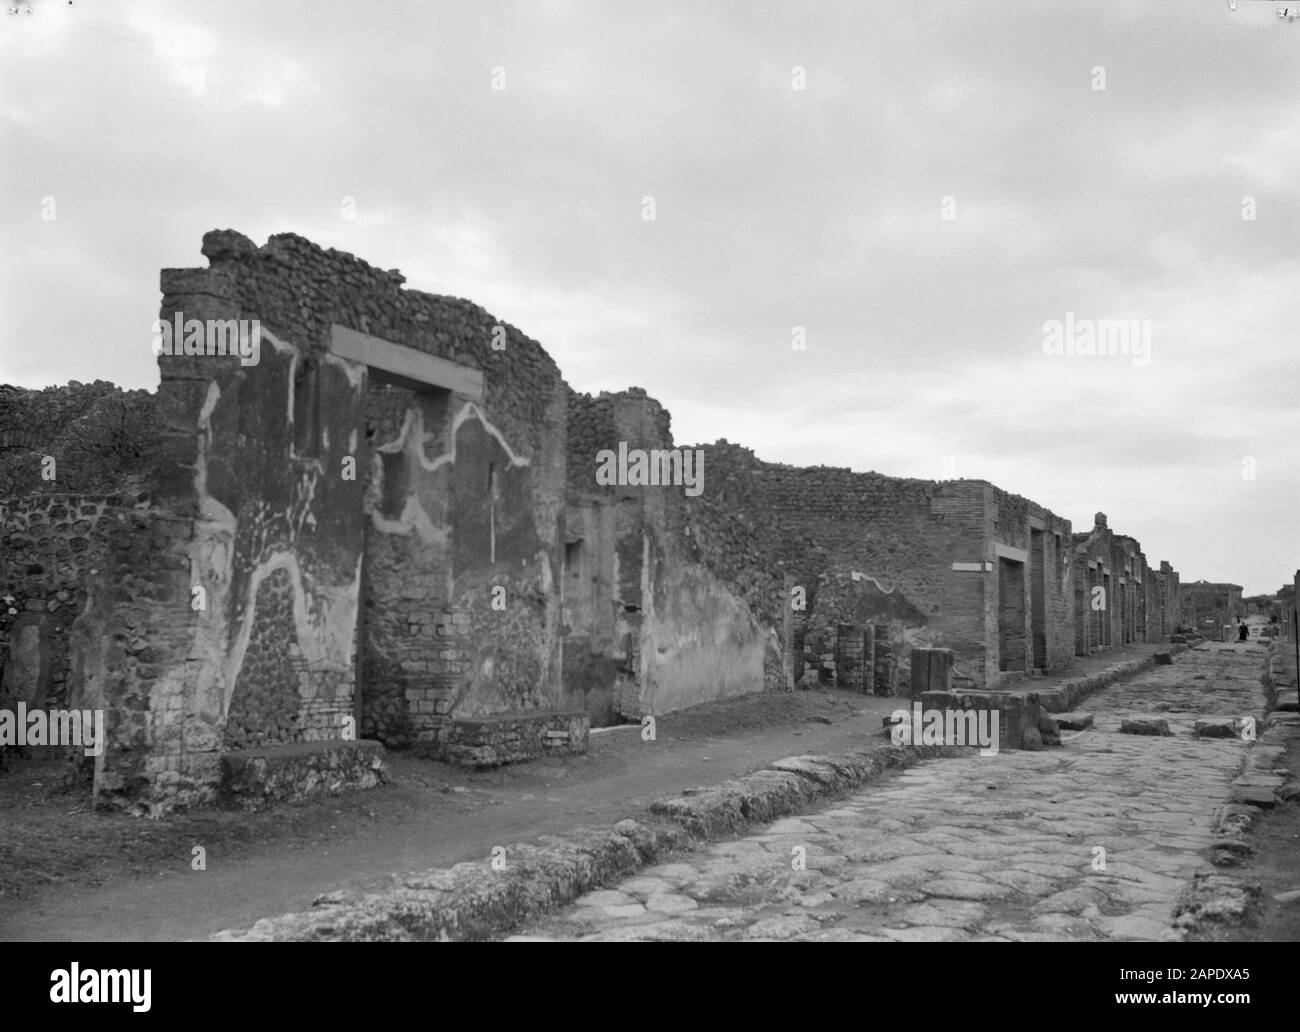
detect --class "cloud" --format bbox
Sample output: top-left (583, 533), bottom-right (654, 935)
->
top-left (1, 0), bottom-right (1297, 593)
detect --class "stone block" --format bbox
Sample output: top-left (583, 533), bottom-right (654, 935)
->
top-left (1120, 718), bottom-right (1171, 736)
top-left (919, 689), bottom-right (1040, 750)
top-left (1193, 719), bottom-right (1239, 739)
top-left (1054, 712), bottom-right (1093, 731)
top-left (1229, 785), bottom-right (1276, 808)
top-left (431, 710), bottom-right (590, 768)
top-left (219, 739), bottom-right (387, 810)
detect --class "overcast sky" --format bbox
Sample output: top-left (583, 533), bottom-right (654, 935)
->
top-left (2, 0), bottom-right (1297, 595)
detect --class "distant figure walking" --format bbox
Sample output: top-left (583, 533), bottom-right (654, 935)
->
top-left (1238, 621), bottom-right (1250, 642)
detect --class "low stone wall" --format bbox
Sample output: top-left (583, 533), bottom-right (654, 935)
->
top-left (424, 711), bottom-right (590, 768)
top-left (1032, 646), bottom-right (1187, 713)
top-left (219, 739), bottom-right (387, 810)
top-left (918, 645), bottom-right (1190, 750)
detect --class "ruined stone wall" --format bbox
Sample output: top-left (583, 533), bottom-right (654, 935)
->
top-left (1158, 562), bottom-right (1180, 638)
top-left (682, 446), bottom-right (1005, 689)
top-left (1113, 538), bottom-right (1150, 645)
top-left (0, 491), bottom-right (145, 732)
top-left (72, 506), bottom-right (198, 809)
top-left (1180, 581), bottom-right (1244, 637)
top-left (1073, 516), bottom-right (1178, 653)
top-left (564, 392), bottom-right (775, 721)
top-left (198, 230), bottom-right (567, 737)
top-left (983, 486), bottom-right (1074, 682)
top-left (1072, 516), bottom-right (1114, 654)
top-left (0, 381), bottom-right (157, 497)
top-left (75, 229), bottom-right (569, 810)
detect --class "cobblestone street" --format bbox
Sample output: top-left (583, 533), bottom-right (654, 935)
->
top-left (510, 642), bottom-right (1272, 941)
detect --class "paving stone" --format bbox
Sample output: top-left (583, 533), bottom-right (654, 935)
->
top-left (924, 877), bottom-right (1013, 902)
top-left (1193, 719), bottom-right (1240, 739)
top-left (1120, 718), bottom-right (1172, 736)
top-left (742, 915), bottom-right (822, 940)
top-left (879, 925), bottom-right (969, 942)
top-left (621, 877), bottom-right (673, 897)
top-left (1233, 772), bottom-right (1285, 789)
top-left (576, 889), bottom-right (635, 907)
top-left (896, 900), bottom-right (986, 928)
top-left (501, 646), bottom-right (1269, 943)
top-left (831, 878), bottom-right (897, 904)
top-left (1229, 785), bottom-right (1276, 808)
top-left (644, 892), bottom-right (699, 914)
top-left (602, 903), bottom-right (647, 918)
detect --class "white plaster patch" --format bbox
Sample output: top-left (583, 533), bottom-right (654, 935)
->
top-left (369, 400), bottom-right (528, 542)
top-left (185, 349), bottom-right (363, 727)
top-left (850, 570), bottom-right (899, 594)
top-left (324, 351), bottom-right (367, 391)
top-left (221, 550), bottom-right (361, 716)
top-left (258, 327), bottom-right (298, 355)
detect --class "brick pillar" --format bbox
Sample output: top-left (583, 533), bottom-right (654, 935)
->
top-left (873, 626), bottom-right (896, 696)
top-left (863, 624), bottom-right (876, 693)
top-left (835, 623), bottom-right (866, 692)
top-left (791, 608), bottom-right (809, 684)
top-left (818, 630), bottom-right (835, 685)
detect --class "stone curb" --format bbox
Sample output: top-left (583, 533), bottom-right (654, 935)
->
top-left (1175, 647), bottom-right (1283, 933)
top-left (1034, 644), bottom-right (1189, 714)
top-left (649, 743), bottom-right (959, 838)
top-left (211, 742), bottom-right (959, 941)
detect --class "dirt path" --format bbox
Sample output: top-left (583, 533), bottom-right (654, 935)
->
top-left (1, 690), bottom-right (895, 940)
top-left (0, 643), bottom-right (1166, 942)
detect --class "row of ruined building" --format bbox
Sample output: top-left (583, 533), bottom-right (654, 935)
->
top-left (0, 230), bottom-right (1185, 813)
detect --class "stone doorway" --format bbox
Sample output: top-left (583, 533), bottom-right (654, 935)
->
top-left (998, 557), bottom-right (1027, 672)
top-left (1030, 528), bottom-right (1047, 669)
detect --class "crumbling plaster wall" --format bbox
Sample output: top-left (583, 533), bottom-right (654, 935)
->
top-left (74, 229), bottom-right (567, 810)
top-left (0, 492), bottom-right (143, 730)
top-left (564, 390), bottom-right (773, 721)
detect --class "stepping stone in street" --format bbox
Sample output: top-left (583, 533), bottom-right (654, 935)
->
top-left (1233, 772), bottom-right (1286, 790)
top-left (1229, 785), bottom-right (1277, 808)
top-left (1154, 651), bottom-right (1173, 665)
top-left (1193, 719), bottom-right (1240, 739)
top-left (1120, 718), bottom-right (1171, 736)
top-left (1054, 712), bottom-right (1093, 731)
